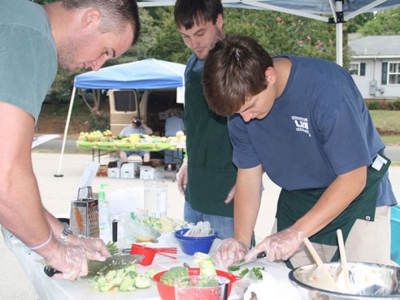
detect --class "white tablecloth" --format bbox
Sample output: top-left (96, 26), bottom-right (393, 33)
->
top-left (2, 227), bottom-right (301, 300)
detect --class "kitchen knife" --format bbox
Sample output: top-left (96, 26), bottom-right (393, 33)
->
top-left (231, 251), bottom-right (267, 267)
top-left (44, 254), bottom-right (144, 277)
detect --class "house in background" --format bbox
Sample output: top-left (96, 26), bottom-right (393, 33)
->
top-left (348, 35), bottom-right (400, 101)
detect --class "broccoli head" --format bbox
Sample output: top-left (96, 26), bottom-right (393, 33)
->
top-left (159, 266), bottom-right (189, 286)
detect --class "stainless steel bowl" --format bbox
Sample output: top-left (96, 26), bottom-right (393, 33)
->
top-left (289, 262), bottom-right (400, 299)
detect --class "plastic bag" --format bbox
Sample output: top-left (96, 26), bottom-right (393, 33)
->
top-left (119, 212), bottom-right (160, 243)
top-left (184, 221), bottom-right (214, 237)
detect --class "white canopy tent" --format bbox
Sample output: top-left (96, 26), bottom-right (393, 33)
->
top-left (138, 0), bottom-right (400, 66)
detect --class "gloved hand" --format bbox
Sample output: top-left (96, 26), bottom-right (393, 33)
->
top-left (245, 227), bottom-right (304, 262)
top-left (74, 236), bottom-right (110, 261)
top-left (214, 238), bottom-right (249, 270)
top-left (43, 239), bottom-right (89, 280)
top-left (177, 162), bottom-right (188, 194)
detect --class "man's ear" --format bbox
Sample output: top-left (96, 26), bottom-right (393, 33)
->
top-left (81, 9), bottom-right (101, 29)
top-left (265, 67), bottom-right (276, 84)
top-left (216, 13), bottom-right (223, 30)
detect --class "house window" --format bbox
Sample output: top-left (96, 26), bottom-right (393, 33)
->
top-left (349, 63), bottom-right (359, 75)
top-left (388, 62), bottom-right (400, 84)
top-left (349, 62), bottom-right (365, 76)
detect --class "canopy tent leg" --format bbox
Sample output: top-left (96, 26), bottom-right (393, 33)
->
top-left (336, 22), bottom-right (343, 66)
top-left (54, 87), bottom-right (77, 177)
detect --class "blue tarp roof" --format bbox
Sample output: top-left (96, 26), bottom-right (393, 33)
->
top-left (74, 58), bottom-right (185, 90)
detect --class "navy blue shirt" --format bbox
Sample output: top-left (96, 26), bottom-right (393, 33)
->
top-left (229, 55), bottom-right (396, 206)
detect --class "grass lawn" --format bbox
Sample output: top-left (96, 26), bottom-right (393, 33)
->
top-left (370, 110), bottom-right (400, 145)
top-left (380, 135), bottom-right (400, 146)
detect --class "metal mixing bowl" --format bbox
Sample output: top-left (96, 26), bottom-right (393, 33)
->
top-left (289, 262), bottom-right (400, 299)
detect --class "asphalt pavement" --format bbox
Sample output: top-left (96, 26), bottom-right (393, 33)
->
top-left (34, 138), bottom-right (79, 152)
top-left (1, 138), bottom-right (399, 299)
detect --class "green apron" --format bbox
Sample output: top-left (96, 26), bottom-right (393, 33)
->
top-left (277, 151), bottom-right (390, 268)
top-left (184, 58), bottom-right (237, 217)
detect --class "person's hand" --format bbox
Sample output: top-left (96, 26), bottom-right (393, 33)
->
top-left (177, 162), bottom-right (188, 194)
top-left (43, 239), bottom-right (89, 281)
top-left (75, 236), bottom-right (110, 261)
top-left (214, 238), bottom-right (249, 270)
top-left (245, 227), bottom-right (304, 262)
top-left (224, 185), bottom-right (236, 204)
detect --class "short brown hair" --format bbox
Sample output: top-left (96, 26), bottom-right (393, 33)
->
top-left (202, 35), bottom-right (273, 116)
top-left (61, 0), bottom-right (140, 46)
top-left (174, 0), bottom-right (223, 30)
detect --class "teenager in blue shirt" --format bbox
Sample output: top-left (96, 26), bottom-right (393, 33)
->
top-left (203, 35), bottom-right (397, 269)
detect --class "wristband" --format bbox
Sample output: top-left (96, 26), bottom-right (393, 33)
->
top-left (59, 228), bottom-right (73, 241)
top-left (30, 230), bottom-right (53, 250)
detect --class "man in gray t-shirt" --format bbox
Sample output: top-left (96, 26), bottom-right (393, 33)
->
top-left (119, 117), bottom-right (153, 162)
top-left (0, 0), bottom-right (140, 281)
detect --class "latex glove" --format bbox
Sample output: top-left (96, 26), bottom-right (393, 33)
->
top-left (43, 239), bottom-right (89, 280)
top-left (214, 238), bottom-right (249, 270)
top-left (177, 162), bottom-right (188, 194)
top-left (245, 227), bottom-right (304, 262)
top-left (74, 236), bottom-right (110, 261)
top-left (224, 185), bottom-right (236, 204)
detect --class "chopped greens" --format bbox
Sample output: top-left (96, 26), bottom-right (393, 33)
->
top-left (143, 216), bottom-right (162, 231)
top-left (89, 262), bottom-right (153, 292)
top-left (228, 265), bottom-right (241, 272)
top-left (106, 241), bottom-right (119, 256)
top-left (229, 266), bottom-right (266, 280)
top-left (251, 267), bottom-right (265, 280)
top-left (239, 268), bottom-right (250, 278)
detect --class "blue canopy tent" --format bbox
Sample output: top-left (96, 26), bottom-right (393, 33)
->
top-left (55, 59), bottom-right (186, 176)
top-left (74, 58), bottom-right (186, 90)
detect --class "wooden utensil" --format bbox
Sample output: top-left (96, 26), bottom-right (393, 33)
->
top-left (303, 237), bottom-right (338, 292)
top-left (336, 229), bottom-right (352, 293)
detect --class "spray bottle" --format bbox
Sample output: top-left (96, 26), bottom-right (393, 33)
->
top-left (98, 184), bottom-right (110, 239)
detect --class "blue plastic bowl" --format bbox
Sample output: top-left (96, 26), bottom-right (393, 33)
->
top-left (174, 228), bottom-right (218, 255)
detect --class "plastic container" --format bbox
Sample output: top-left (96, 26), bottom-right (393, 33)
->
top-left (391, 205), bottom-right (400, 264)
top-left (98, 184), bottom-right (110, 239)
top-left (153, 268), bottom-right (240, 300)
top-left (174, 229), bottom-right (218, 255)
top-left (144, 179), bottom-right (168, 217)
top-left (175, 275), bottom-right (230, 300)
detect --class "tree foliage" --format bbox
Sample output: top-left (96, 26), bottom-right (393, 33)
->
top-left (358, 7), bottom-right (400, 35)
top-left (37, 2), bottom-right (398, 110)
top-left (143, 7), bottom-right (342, 64)
top-left (346, 13), bottom-right (374, 33)
top-left (224, 9), bottom-right (339, 63)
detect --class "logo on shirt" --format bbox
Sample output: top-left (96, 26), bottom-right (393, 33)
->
top-left (292, 116), bottom-right (311, 137)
